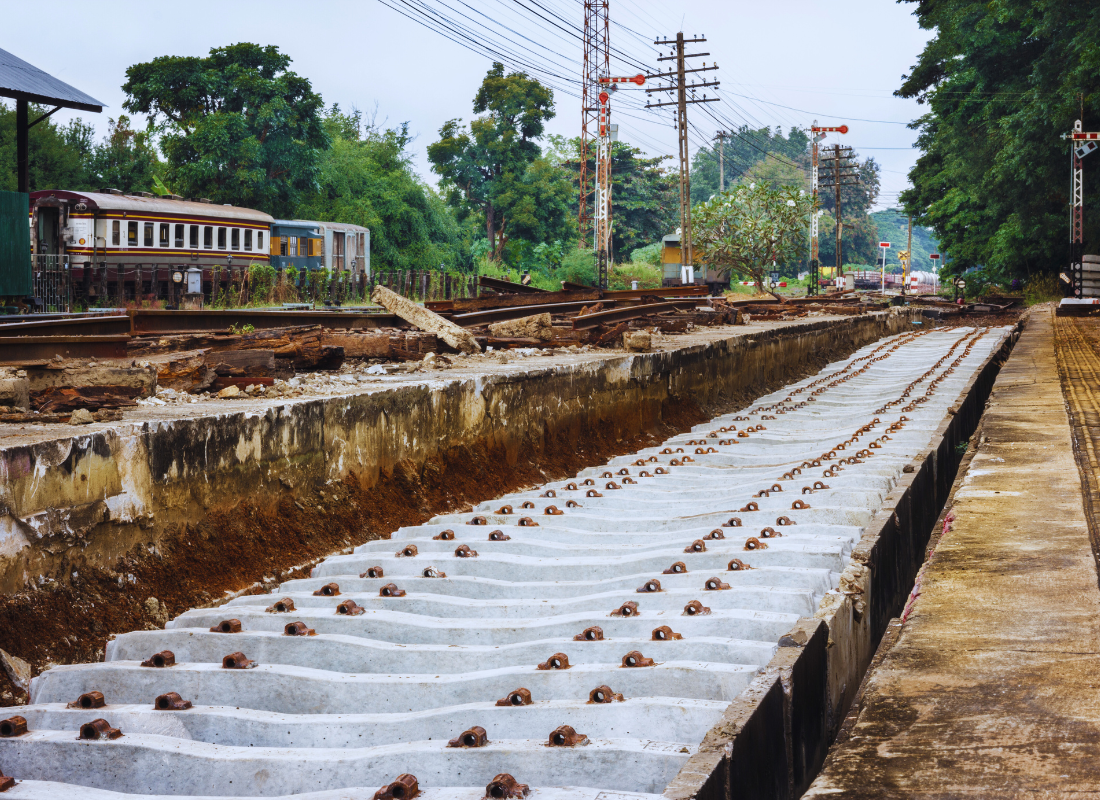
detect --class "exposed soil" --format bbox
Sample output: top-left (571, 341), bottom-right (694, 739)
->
top-left (0, 332), bottom-right (864, 707)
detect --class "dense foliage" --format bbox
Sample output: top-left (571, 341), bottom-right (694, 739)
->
top-left (123, 43), bottom-right (329, 217)
top-left (898, 0), bottom-right (1100, 282)
top-left (691, 126), bottom-right (810, 203)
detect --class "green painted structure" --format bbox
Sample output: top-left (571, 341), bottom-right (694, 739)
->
top-left (0, 191), bottom-right (31, 298)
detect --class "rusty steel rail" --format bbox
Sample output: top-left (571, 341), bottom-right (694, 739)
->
top-left (453, 300), bottom-right (611, 328)
top-left (129, 309), bottom-right (401, 334)
top-left (571, 300), bottom-right (698, 330)
top-left (0, 336), bottom-right (131, 364)
top-left (477, 275), bottom-right (547, 295)
top-left (0, 316), bottom-right (132, 337)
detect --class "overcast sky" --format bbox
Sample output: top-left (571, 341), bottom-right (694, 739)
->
top-left (4, 0), bottom-right (931, 211)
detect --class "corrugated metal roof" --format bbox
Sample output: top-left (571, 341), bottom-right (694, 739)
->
top-left (0, 47), bottom-right (105, 111)
top-left (31, 191), bottom-right (274, 223)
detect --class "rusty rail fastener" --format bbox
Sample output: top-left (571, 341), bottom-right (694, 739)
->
top-left (448, 725), bottom-right (489, 748)
top-left (67, 691), bottom-right (105, 710)
top-left (284, 621), bottom-right (317, 636)
top-left (536, 653), bottom-right (571, 670)
top-left (621, 650), bottom-right (656, 667)
top-left (422, 566), bottom-right (447, 578)
top-left (396, 545), bottom-right (418, 557)
top-left (496, 688), bottom-right (533, 706)
top-left (652, 625), bottom-right (682, 640)
top-left (140, 651), bottom-right (175, 668)
top-left (704, 529), bottom-right (725, 540)
top-left (723, 517), bottom-right (742, 528)
top-left (728, 559), bottom-right (752, 571)
top-left (574, 626), bottom-right (605, 641)
top-left (684, 600), bottom-right (711, 616)
top-left (740, 502), bottom-right (759, 512)
top-left (78, 719), bottom-right (123, 740)
top-left (154, 692), bottom-right (192, 711)
top-left (0, 769), bottom-right (12, 793)
top-left (497, 505), bottom-right (513, 514)
top-left (605, 481), bottom-right (622, 489)
top-left (222, 652), bottom-right (256, 669)
top-left (518, 517), bottom-right (539, 526)
top-left (489, 530), bottom-right (511, 541)
top-left (637, 578), bottom-right (662, 593)
top-left (566, 500), bottom-right (583, 508)
top-left (792, 500), bottom-right (810, 510)
top-left (521, 501), bottom-right (535, 509)
top-left (314, 583), bottom-right (341, 596)
top-left (455, 545), bottom-right (479, 558)
top-left (565, 482), bottom-right (579, 490)
top-left (744, 537), bottom-right (767, 551)
top-left (589, 685), bottom-right (624, 703)
top-left (0, 717), bottom-right (27, 738)
top-left (704, 577), bottom-right (731, 591)
top-left (433, 530), bottom-right (455, 540)
top-left (586, 489), bottom-right (603, 498)
top-left (548, 725), bottom-right (589, 746)
top-left (685, 539), bottom-right (707, 553)
top-left (541, 489), bottom-right (557, 498)
top-left (544, 505), bottom-right (564, 516)
top-left (209, 619), bottom-right (242, 634)
top-left (611, 601), bottom-right (639, 617)
top-left (759, 527), bottom-right (782, 538)
top-left (266, 598), bottom-right (296, 613)
top-left (379, 584), bottom-right (407, 598)
top-left (663, 562), bottom-right (687, 575)
top-left (373, 773), bottom-right (420, 799)
top-left (361, 566), bottom-right (385, 578)
top-left (470, 515), bottom-right (488, 525)
top-left (486, 774), bottom-right (530, 798)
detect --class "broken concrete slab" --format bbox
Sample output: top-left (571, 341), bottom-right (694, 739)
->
top-left (372, 284), bottom-right (480, 354)
top-left (488, 313), bottom-right (553, 341)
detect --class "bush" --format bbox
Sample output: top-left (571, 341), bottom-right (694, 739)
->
top-left (554, 248), bottom-right (598, 287)
top-left (609, 260), bottom-right (661, 290)
top-left (1024, 273), bottom-right (1062, 305)
top-left (629, 242), bottom-right (662, 266)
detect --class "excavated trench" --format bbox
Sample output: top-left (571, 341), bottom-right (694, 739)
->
top-left (0, 314), bottom-right (1021, 798)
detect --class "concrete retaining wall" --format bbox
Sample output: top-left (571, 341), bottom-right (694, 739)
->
top-left (663, 316), bottom-right (1024, 799)
top-left (0, 313), bottom-right (921, 594)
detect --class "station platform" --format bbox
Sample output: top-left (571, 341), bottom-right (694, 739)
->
top-left (805, 305), bottom-right (1100, 797)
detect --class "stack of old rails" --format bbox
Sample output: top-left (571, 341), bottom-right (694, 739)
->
top-left (4, 326), bottom-right (1011, 799)
top-left (1084, 254), bottom-right (1100, 297)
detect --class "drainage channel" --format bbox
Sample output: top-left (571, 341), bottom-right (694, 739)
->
top-left (0, 325), bottom-right (1011, 800)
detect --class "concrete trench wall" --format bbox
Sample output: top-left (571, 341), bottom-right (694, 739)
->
top-left (0, 313), bottom-right (919, 594)
top-left (663, 315), bottom-right (1025, 800)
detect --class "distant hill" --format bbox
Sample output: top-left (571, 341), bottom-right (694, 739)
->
top-left (868, 210), bottom-right (943, 272)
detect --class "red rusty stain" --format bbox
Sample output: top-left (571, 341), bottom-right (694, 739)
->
top-left (448, 726), bottom-right (489, 748)
top-left (154, 692), bottom-right (192, 711)
top-left (67, 691), bottom-right (105, 710)
top-left (652, 625), bottom-right (682, 641)
top-left (621, 650), bottom-right (656, 667)
top-left (548, 725), bottom-right (589, 746)
top-left (284, 619), bottom-right (317, 636)
top-left (536, 653), bottom-right (571, 670)
top-left (496, 688), bottom-right (533, 706)
top-left (486, 774), bottom-right (529, 798)
top-left (588, 685), bottom-right (624, 703)
top-left (221, 652), bottom-right (255, 669)
top-left (140, 651), bottom-right (175, 668)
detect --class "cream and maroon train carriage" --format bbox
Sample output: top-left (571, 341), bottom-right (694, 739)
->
top-left (30, 190), bottom-right (274, 303)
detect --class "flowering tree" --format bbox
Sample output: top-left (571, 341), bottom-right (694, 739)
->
top-left (693, 182), bottom-right (817, 297)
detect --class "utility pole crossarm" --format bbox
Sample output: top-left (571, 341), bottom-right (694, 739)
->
top-left (645, 97), bottom-right (719, 109)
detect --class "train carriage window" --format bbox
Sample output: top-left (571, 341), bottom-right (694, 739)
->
top-left (278, 236), bottom-right (286, 256)
top-left (203, 226), bottom-right (213, 250)
top-left (190, 225), bottom-right (199, 248)
top-left (160, 223), bottom-right (170, 248)
top-left (217, 227), bottom-right (226, 250)
top-left (175, 224), bottom-right (184, 248)
top-left (144, 222), bottom-right (154, 247)
top-left (127, 221), bottom-right (138, 247)
top-left (290, 236), bottom-right (299, 257)
top-left (244, 230), bottom-right (252, 251)
top-left (231, 228), bottom-right (239, 251)
top-left (111, 221), bottom-right (120, 246)
top-left (257, 231), bottom-right (264, 253)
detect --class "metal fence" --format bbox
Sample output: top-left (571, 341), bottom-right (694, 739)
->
top-left (32, 255), bottom-right (71, 312)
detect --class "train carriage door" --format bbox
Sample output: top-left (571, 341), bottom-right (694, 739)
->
top-left (36, 207), bottom-right (60, 255)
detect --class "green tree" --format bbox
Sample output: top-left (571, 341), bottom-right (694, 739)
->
top-left (296, 106), bottom-right (465, 272)
top-left (691, 126), bottom-right (810, 203)
top-left (0, 102), bottom-right (94, 192)
top-left (122, 43), bottom-right (328, 216)
top-left (428, 62), bottom-right (557, 260)
top-left (694, 183), bottom-right (817, 291)
top-left (86, 115), bottom-right (160, 194)
top-left (897, 0), bottom-right (1100, 282)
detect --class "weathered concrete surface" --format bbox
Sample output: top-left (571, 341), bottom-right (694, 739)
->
top-left (804, 305), bottom-right (1100, 797)
top-left (0, 313), bottom-right (917, 594)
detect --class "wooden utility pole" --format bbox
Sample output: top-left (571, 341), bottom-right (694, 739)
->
top-left (646, 34), bottom-right (719, 283)
top-left (818, 144), bottom-right (859, 282)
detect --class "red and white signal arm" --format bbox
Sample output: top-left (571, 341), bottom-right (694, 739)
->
top-left (930, 254), bottom-right (940, 260)
top-left (811, 125), bottom-right (849, 134)
top-left (879, 242), bottom-right (891, 248)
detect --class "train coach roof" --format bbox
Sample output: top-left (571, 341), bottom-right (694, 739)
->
top-left (29, 190), bottom-right (274, 223)
top-left (277, 218), bottom-right (370, 235)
